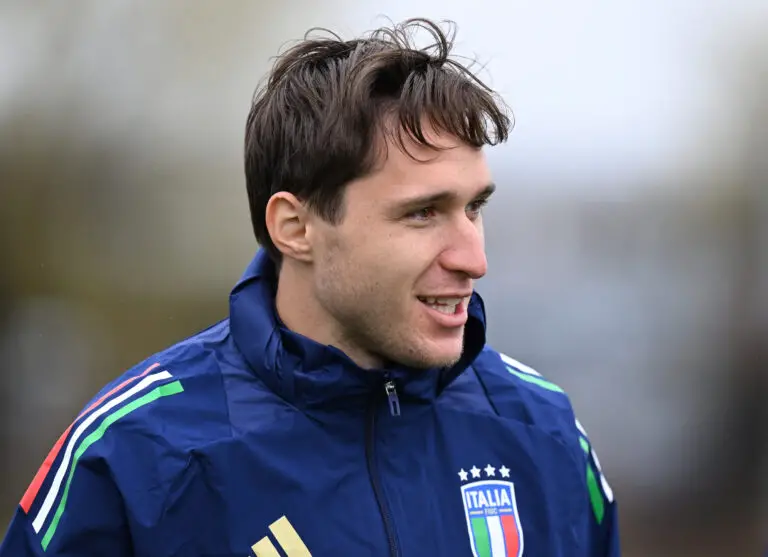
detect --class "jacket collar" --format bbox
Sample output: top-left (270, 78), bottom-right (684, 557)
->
top-left (229, 250), bottom-right (486, 412)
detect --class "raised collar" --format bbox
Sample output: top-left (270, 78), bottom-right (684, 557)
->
top-left (228, 250), bottom-right (487, 412)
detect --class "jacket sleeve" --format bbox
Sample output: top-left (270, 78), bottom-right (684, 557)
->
top-left (575, 418), bottom-right (621, 556)
top-left (0, 445), bottom-right (132, 556)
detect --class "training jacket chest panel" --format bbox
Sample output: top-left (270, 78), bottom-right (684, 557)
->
top-left (375, 405), bottom-right (586, 557)
top-left (136, 392), bottom-right (587, 557)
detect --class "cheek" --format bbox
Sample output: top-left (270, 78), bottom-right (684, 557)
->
top-left (340, 227), bottom-right (400, 268)
top-left (331, 221), bottom-right (444, 284)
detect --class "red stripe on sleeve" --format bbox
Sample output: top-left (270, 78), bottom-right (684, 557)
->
top-left (19, 362), bottom-right (160, 512)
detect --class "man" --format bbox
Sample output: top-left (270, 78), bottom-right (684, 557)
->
top-left (1, 18), bottom-right (619, 556)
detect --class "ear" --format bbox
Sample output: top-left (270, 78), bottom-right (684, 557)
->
top-left (264, 192), bottom-right (314, 262)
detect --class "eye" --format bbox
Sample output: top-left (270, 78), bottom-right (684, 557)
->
top-left (406, 207), bottom-right (437, 221)
top-left (466, 198), bottom-right (489, 219)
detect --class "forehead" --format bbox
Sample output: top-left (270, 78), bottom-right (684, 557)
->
top-left (349, 129), bottom-right (492, 203)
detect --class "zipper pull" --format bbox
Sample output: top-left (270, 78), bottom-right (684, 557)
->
top-left (384, 380), bottom-right (401, 417)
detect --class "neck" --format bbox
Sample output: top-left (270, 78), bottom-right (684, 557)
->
top-left (274, 262), bottom-right (382, 369)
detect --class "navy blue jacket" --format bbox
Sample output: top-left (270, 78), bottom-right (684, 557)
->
top-left (1, 250), bottom-right (620, 556)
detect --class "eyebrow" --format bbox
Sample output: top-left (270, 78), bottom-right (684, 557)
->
top-left (391, 183), bottom-right (496, 211)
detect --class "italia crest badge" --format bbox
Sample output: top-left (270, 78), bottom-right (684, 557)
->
top-left (458, 464), bottom-right (523, 557)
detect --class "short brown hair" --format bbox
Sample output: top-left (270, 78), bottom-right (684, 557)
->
top-left (244, 18), bottom-right (512, 263)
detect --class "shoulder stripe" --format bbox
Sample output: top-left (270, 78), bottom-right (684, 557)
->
top-left (591, 446), bottom-right (614, 503)
top-left (41, 380), bottom-right (184, 550)
top-left (499, 353), bottom-right (542, 377)
top-left (498, 352), bottom-right (565, 393)
top-left (20, 362), bottom-right (161, 513)
top-left (575, 418), bottom-right (588, 438)
top-left (575, 418), bottom-right (614, 523)
top-left (575, 418), bottom-right (613, 501)
top-left (505, 366), bottom-right (564, 394)
top-left (32, 370), bottom-right (174, 534)
top-left (586, 460), bottom-right (606, 523)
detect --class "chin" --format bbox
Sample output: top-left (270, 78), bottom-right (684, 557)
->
top-left (384, 325), bottom-right (465, 369)
top-left (410, 339), bottom-right (464, 369)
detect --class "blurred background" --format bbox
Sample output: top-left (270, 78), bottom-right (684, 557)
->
top-left (1, 1), bottom-right (766, 555)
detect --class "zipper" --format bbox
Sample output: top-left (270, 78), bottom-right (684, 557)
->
top-left (365, 378), bottom-right (401, 557)
top-left (384, 380), bottom-right (401, 417)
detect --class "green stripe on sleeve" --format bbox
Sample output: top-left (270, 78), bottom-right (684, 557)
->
top-left (579, 436), bottom-right (590, 453)
top-left (505, 366), bottom-right (565, 393)
top-left (586, 463), bottom-right (605, 524)
top-left (41, 381), bottom-right (184, 550)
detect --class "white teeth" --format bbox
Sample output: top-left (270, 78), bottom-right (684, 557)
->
top-left (420, 297), bottom-right (462, 305)
top-left (418, 296), bottom-right (466, 314)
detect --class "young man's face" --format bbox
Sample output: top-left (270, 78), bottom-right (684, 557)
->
top-left (309, 128), bottom-right (494, 369)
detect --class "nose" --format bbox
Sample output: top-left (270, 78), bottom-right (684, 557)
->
top-left (439, 216), bottom-right (488, 280)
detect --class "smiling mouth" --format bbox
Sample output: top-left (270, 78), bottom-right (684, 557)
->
top-left (417, 296), bottom-right (469, 315)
